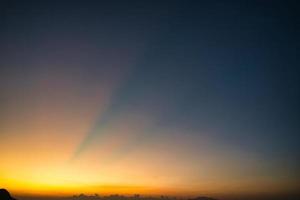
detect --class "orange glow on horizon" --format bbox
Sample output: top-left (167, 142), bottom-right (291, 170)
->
top-left (0, 60), bottom-right (298, 199)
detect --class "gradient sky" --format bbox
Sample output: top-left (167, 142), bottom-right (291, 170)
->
top-left (0, 0), bottom-right (299, 198)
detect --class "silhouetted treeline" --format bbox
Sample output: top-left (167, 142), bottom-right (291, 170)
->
top-left (69, 194), bottom-right (217, 200)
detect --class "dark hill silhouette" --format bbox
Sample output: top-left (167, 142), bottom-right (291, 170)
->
top-left (0, 189), bottom-right (17, 200)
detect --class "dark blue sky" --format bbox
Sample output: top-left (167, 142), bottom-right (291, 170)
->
top-left (1, 0), bottom-right (300, 197)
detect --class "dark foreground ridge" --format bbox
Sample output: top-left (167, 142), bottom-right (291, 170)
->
top-left (0, 189), bottom-right (17, 200)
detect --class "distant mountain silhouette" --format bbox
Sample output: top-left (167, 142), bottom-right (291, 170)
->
top-left (70, 194), bottom-right (218, 200)
top-left (0, 189), bottom-right (219, 200)
top-left (0, 189), bottom-right (17, 200)
top-left (189, 197), bottom-right (217, 200)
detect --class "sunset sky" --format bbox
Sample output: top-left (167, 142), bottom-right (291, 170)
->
top-left (0, 0), bottom-right (299, 199)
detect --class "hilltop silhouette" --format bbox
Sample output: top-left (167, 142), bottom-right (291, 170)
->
top-left (0, 189), bottom-right (17, 200)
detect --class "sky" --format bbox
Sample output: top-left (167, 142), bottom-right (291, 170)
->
top-left (0, 0), bottom-right (300, 199)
